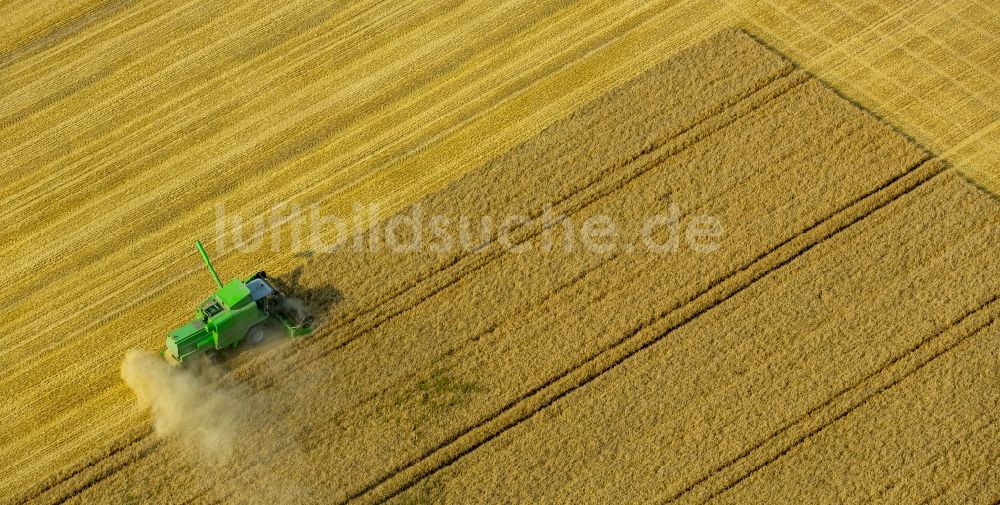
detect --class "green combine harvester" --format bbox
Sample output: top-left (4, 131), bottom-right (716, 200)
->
top-left (163, 241), bottom-right (313, 365)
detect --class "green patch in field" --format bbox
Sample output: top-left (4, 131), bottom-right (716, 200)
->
top-left (416, 369), bottom-right (482, 413)
top-left (384, 369), bottom-right (484, 428)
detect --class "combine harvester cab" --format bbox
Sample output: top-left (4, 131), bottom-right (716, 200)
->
top-left (163, 241), bottom-right (312, 365)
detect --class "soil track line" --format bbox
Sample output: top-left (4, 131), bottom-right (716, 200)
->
top-left (348, 157), bottom-right (946, 504)
top-left (673, 295), bottom-right (1000, 503)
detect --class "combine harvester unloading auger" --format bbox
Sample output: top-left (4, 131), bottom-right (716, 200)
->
top-left (162, 241), bottom-right (313, 365)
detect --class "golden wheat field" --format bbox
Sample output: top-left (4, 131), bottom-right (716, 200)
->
top-left (2, 1), bottom-right (998, 504)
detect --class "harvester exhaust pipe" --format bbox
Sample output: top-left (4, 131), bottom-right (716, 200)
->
top-left (195, 240), bottom-right (224, 289)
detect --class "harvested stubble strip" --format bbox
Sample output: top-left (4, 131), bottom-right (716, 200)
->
top-left (61, 29), bottom-right (951, 504)
top-left (393, 173), bottom-right (1000, 504)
